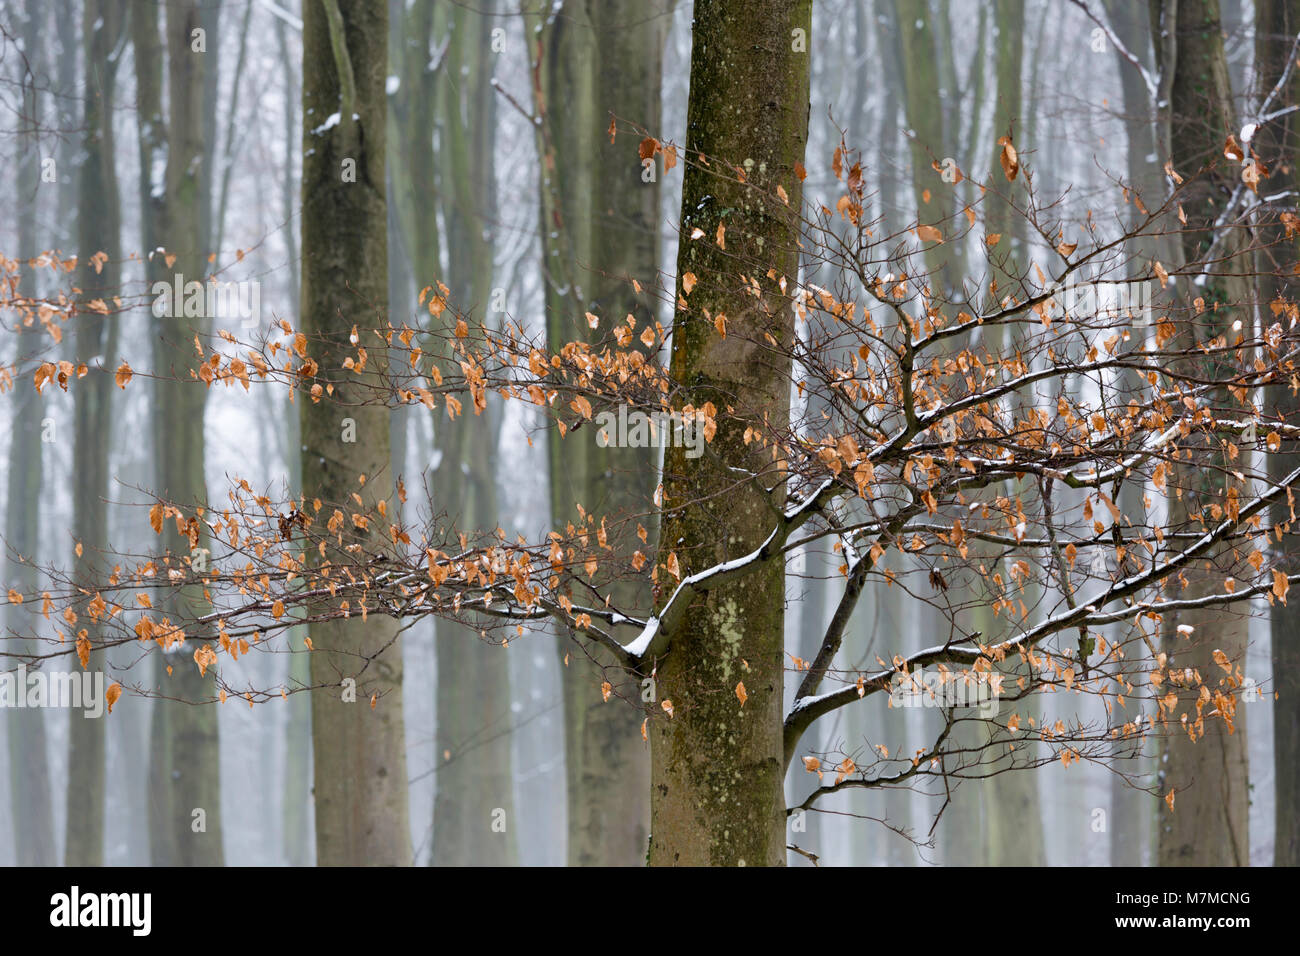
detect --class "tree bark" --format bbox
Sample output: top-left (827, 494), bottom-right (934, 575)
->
top-left (648, 0), bottom-right (812, 867)
top-left (1255, 0), bottom-right (1300, 868)
top-left (65, 0), bottom-right (125, 868)
top-left (300, 0), bottom-right (411, 866)
top-left (532, 0), bottom-right (669, 868)
top-left (5, 0), bottom-right (57, 867)
top-left (427, 0), bottom-right (519, 868)
top-left (979, 0), bottom-right (1047, 868)
top-left (1152, 0), bottom-right (1251, 867)
top-left (132, 0), bottom-right (226, 867)
top-left (1105, 0), bottom-right (1161, 866)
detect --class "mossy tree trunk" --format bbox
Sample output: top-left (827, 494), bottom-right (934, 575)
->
top-left (1256, 0), bottom-right (1300, 868)
top-left (647, 0), bottom-right (812, 867)
top-left (1152, 0), bottom-right (1251, 867)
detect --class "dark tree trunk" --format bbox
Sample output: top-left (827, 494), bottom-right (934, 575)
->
top-left (299, 0), bottom-right (411, 866)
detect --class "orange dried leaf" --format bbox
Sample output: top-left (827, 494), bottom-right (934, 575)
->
top-left (998, 135), bottom-right (1019, 181)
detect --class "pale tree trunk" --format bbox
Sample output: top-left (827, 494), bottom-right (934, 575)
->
top-left (300, 0), bottom-right (411, 866)
top-left (647, 0), bottom-right (812, 867)
top-left (531, 0), bottom-right (669, 867)
top-left (892, 0), bottom-right (957, 293)
top-left (55, 0), bottom-right (78, 240)
top-left (1105, 0), bottom-right (1161, 866)
top-left (132, 0), bottom-right (226, 867)
top-left (887, 0), bottom-right (986, 864)
top-left (65, 0), bottom-right (125, 867)
top-left (5, 0), bottom-right (57, 867)
top-left (1152, 0), bottom-right (1250, 867)
top-left (276, 10), bottom-right (312, 869)
top-left (384, 0), bottom-right (517, 867)
top-left (1255, 0), bottom-right (1300, 868)
top-left (984, 0), bottom-right (1026, 300)
top-left (384, 0), bottom-right (456, 865)
top-left (429, 0), bottom-right (518, 866)
top-left (211, 0), bottom-right (253, 261)
top-left (857, 7), bottom-right (915, 862)
top-left (979, 0), bottom-right (1046, 869)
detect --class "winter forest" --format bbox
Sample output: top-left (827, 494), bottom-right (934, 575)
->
top-left (0, 0), bottom-right (1297, 871)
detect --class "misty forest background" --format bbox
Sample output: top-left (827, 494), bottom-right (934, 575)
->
top-left (0, 0), bottom-right (1296, 867)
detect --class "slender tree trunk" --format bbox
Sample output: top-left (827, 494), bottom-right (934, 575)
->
top-left (271, 12), bottom-right (311, 867)
top-left (888, 0), bottom-right (988, 864)
top-left (428, 0), bottom-right (518, 866)
top-left (532, 0), bottom-right (669, 868)
top-left (1105, 0), bottom-right (1161, 866)
top-left (300, 0), bottom-right (411, 866)
top-left (133, 0), bottom-right (225, 866)
top-left (892, 0), bottom-right (958, 293)
top-left (1256, 0), bottom-right (1300, 868)
top-left (54, 0), bottom-right (78, 242)
top-left (979, 0), bottom-right (1047, 869)
top-left (65, 0), bottom-right (125, 868)
top-left (647, 0), bottom-right (812, 867)
top-left (5, 0), bottom-right (57, 866)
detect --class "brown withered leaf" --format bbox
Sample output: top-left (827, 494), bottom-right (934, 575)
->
top-left (998, 135), bottom-right (1019, 181)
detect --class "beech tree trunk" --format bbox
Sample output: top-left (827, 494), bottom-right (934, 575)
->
top-left (66, 0), bottom-right (126, 868)
top-left (648, 0), bottom-right (812, 867)
top-left (980, 0), bottom-right (1047, 869)
top-left (532, 0), bottom-right (669, 868)
top-left (1152, 0), bottom-right (1250, 867)
top-left (1105, 0), bottom-right (1163, 866)
top-left (5, 0), bottom-right (57, 867)
top-left (300, 0), bottom-right (411, 866)
top-left (133, 0), bottom-right (225, 866)
top-left (1256, 0), bottom-right (1300, 868)
top-left (429, 0), bottom-right (518, 866)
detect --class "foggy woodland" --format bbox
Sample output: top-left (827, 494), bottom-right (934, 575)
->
top-left (1, 0), bottom-right (1298, 869)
